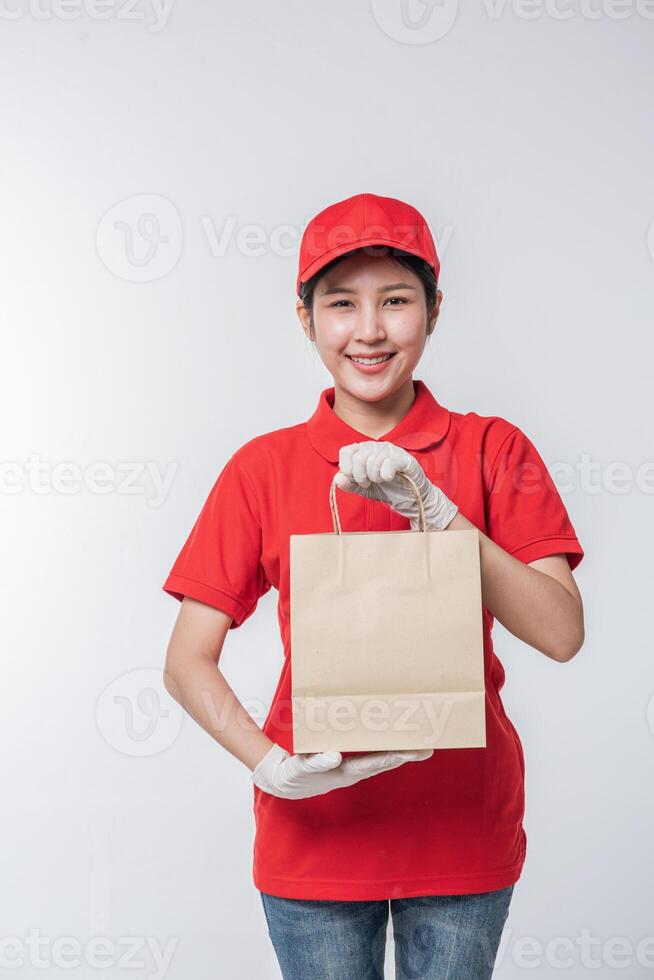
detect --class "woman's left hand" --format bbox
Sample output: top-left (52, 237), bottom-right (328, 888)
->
top-left (334, 441), bottom-right (459, 531)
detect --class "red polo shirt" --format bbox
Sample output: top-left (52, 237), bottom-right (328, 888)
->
top-left (163, 379), bottom-right (584, 900)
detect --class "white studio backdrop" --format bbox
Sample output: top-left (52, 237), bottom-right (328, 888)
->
top-left (1, 2), bottom-right (653, 978)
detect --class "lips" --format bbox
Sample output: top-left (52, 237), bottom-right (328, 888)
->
top-left (345, 352), bottom-right (397, 374)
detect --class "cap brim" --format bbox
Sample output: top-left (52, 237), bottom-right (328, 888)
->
top-left (296, 236), bottom-right (438, 296)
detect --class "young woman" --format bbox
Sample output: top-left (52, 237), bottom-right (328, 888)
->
top-left (162, 192), bottom-right (585, 980)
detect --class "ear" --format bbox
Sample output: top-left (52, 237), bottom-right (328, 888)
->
top-left (296, 299), bottom-right (313, 341)
top-left (428, 289), bottom-right (443, 335)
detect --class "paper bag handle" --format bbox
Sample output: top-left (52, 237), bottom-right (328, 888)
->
top-left (329, 471), bottom-right (427, 534)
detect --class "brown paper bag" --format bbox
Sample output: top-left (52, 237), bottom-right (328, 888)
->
top-left (290, 472), bottom-right (486, 753)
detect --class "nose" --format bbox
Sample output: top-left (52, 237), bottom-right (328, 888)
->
top-left (352, 303), bottom-right (387, 344)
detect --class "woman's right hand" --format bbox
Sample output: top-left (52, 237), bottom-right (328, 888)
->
top-left (250, 742), bottom-right (434, 800)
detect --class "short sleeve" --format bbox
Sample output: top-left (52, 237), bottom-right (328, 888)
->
top-left (485, 426), bottom-right (584, 571)
top-left (162, 453), bottom-right (271, 628)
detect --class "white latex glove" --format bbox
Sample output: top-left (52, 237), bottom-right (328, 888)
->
top-left (250, 742), bottom-right (434, 800)
top-left (334, 441), bottom-right (458, 531)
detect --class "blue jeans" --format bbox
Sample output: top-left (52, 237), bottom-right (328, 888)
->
top-left (260, 884), bottom-right (515, 979)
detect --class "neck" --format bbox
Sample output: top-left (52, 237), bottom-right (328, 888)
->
top-left (331, 379), bottom-right (417, 440)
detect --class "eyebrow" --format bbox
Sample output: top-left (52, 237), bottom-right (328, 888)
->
top-left (320, 281), bottom-right (418, 296)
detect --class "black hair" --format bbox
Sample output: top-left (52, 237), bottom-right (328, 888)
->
top-left (298, 246), bottom-right (439, 342)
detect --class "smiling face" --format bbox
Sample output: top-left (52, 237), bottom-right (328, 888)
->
top-left (296, 249), bottom-right (442, 403)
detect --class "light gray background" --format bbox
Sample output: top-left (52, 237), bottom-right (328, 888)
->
top-left (2, 2), bottom-right (653, 977)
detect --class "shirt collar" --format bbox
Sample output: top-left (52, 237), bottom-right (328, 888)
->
top-left (306, 378), bottom-right (451, 464)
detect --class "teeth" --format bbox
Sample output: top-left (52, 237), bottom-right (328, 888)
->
top-left (350, 354), bottom-right (393, 365)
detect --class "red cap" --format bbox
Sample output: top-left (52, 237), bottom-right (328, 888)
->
top-left (296, 192), bottom-right (440, 297)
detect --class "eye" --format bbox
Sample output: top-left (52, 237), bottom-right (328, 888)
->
top-left (385, 296), bottom-right (408, 306)
top-left (330, 300), bottom-right (353, 308)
